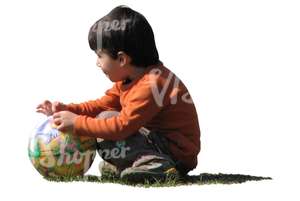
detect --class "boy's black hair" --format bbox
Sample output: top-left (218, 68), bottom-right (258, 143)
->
top-left (88, 6), bottom-right (159, 68)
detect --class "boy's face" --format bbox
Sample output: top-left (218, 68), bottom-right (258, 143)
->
top-left (96, 50), bottom-right (128, 82)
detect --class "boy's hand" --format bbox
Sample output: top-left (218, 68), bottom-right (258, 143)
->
top-left (36, 100), bottom-right (67, 116)
top-left (53, 111), bottom-right (79, 132)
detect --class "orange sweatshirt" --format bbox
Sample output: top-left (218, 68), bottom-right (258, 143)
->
top-left (66, 63), bottom-right (201, 170)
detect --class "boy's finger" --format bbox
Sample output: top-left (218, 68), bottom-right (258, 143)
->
top-left (36, 103), bottom-right (46, 109)
top-left (36, 108), bottom-right (45, 114)
top-left (37, 110), bottom-right (52, 117)
top-left (45, 104), bottom-right (51, 111)
top-left (56, 123), bottom-right (65, 132)
top-left (53, 118), bottom-right (62, 126)
top-left (43, 100), bottom-right (51, 105)
top-left (53, 112), bottom-right (60, 118)
top-left (52, 102), bottom-right (60, 112)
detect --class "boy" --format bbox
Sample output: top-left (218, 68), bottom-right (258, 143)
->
top-left (36, 6), bottom-right (200, 182)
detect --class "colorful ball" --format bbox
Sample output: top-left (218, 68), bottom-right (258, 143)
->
top-left (28, 117), bottom-right (97, 177)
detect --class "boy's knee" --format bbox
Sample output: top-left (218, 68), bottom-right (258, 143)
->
top-left (97, 111), bottom-right (120, 119)
top-left (96, 111), bottom-right (120, 143)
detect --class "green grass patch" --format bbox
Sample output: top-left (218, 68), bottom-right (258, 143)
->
top-left (44, 173), bottom-right (272, 187)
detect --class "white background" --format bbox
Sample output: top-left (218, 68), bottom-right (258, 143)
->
top-left (0, 0), bottom-right (299, 200)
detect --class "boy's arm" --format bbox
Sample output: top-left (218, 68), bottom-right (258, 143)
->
top-left (72, 83), bottom-right (163, 140)
top-left (66, 83), bottom-right (121, 117)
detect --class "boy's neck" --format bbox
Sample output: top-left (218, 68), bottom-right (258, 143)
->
top-left (123, 66), bottom-right (146, 84)
top-left (130, 67), bottom-right (146, 79)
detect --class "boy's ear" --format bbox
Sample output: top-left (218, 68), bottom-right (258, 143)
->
top-left (117, 51), bottom-right (131, 67)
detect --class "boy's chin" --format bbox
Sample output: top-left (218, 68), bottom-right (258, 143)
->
top-left (105, 74), bottom-right (124, 83)
top-left (107, 76), bottom-right (120, 82)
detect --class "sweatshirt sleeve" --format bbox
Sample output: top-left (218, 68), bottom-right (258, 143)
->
top-left (72, 82), bottom-right (163, 140)
top-left (66, 83), bottom-right (121, 117)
